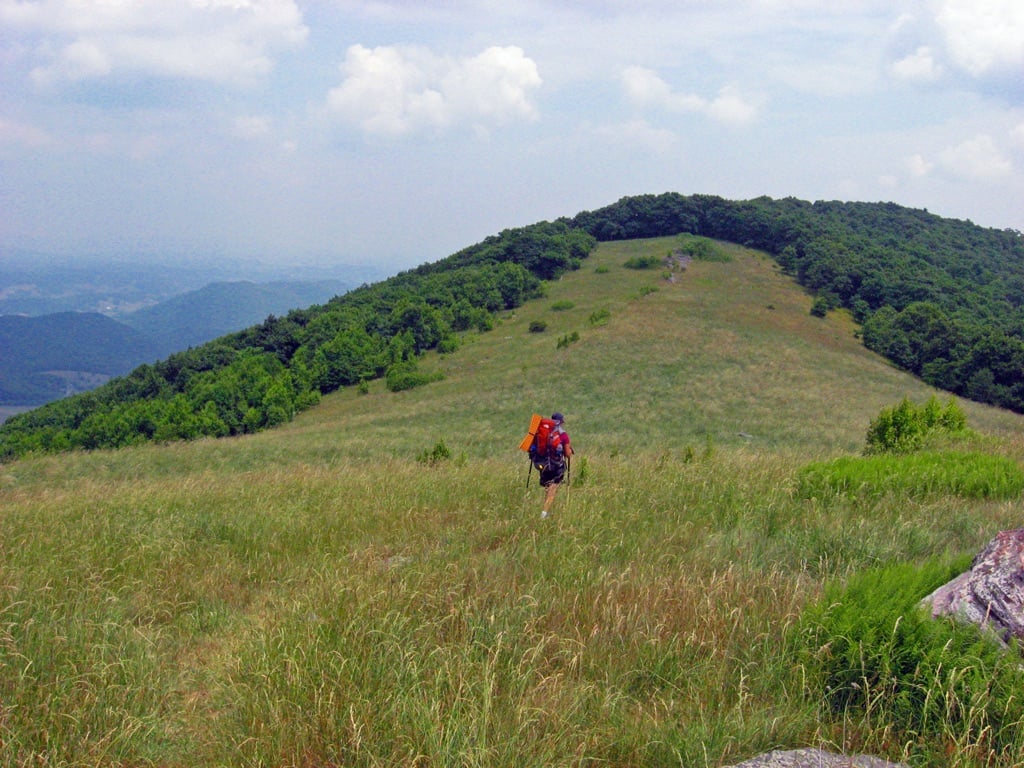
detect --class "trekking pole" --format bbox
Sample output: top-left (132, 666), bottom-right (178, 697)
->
top-left (525, 457), bottom-right (533, 488)
top-left (565, 454), bottom-right (574, 515)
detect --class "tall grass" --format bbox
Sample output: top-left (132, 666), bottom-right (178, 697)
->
top-left (797, 451), bottom-right (1024, 501)
top-left (2, 237), bottom-right (1024, 766)
top-left (3, 448), bottom-right (1022, 766)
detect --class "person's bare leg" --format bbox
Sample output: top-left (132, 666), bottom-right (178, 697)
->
top-left (543, 483), bottom-right (559, 515)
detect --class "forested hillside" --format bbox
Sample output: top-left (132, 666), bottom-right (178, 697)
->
top-left (0, 312), bottom-right (161, 405)
top-left (121, 279), bottom-right (348, 357)
top-left (1, 193), bottom-right (1021, 460)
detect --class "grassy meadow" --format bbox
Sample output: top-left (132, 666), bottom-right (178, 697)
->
top-left (2, 237), bottom-right (1024, 767)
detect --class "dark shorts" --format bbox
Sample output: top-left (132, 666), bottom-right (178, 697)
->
top-left (538, 455), bottom-right (566, 487)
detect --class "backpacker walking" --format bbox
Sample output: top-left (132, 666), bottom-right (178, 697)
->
top-left (520, 412), bottom-right (573, 519)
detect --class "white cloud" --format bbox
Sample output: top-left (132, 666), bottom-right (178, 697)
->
top-left (906, 135), bottom-right (1013, 181)
top-left (234, 114), bottom-right (272, 140)
top-left (622, 66), bottom-right (760, 124)
top-left (326, 44), bottom-right (542, 136)
top-left (0, 116), bottom-right (52, 147)
top-left (1010, 123), bottom-right (1024, 148)
top-left (906, 153), bottom-right (934, 177)
top-left (935, 0), bottom-right (1024, 76)
top-left (7, 0), bottom-right (308, 86)
top-left (938, 134), bottom-right (1012, 179)
top-left (890, 45), bottom-right (941, 81)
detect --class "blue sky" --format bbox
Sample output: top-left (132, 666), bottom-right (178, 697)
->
top-left (2, 0), bottom-right (1022, 273)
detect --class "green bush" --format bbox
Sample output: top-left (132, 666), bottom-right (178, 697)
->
top-left (528, 320), bottom-right (547, 333)
top-left (796, 451), bottom-right (1024, 501)
top-left (810, 294), bottom-right (838, 317)
top-left (385, 362), bottom-right (443, 392)
top-left (865, 396), bottom-right (969, 455)
top-left (556, 331), bottom-right (580, 349)
top-left (436, 335), bottom-right (460, 354)
top-left (677, 235), bottom-right (731, 262)
top-left (623, 255), bottom-right (662, 270)
top-left (550, 300), bottom-right (575, 311)
top-left (416, 440), bottom-right (451, 464)
top-left (799, 560), bottom-right (1024, 757)
top-left (588, 308), bottom-right (610, 326)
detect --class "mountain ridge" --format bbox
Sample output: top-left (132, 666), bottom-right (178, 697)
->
top-left (3, 193), bottom-right (1023, 458)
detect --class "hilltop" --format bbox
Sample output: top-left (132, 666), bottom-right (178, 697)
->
top-left (296, 236), bottom-right (1021, 460)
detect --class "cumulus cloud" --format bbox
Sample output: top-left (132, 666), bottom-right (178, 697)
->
top-left (909, 134), bottom-right (1013, 181)
top-left (890, 45), bottom-right (942, 81)
top-left (938, 134), bottom-right (1012, 179)
top-left (3, 0), bottom-right (308, 86)
top-left (325, 44), bottom-right (542, 136)
top-left (934, 0), bottom-right (1024, 76)
top-left (622, 66), bottom-right (760, 124)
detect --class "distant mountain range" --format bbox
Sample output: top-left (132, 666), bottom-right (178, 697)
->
top-left (121, 280), bottom-right (347, 358)
top-left (0, 312), bottom-right (161, 405)
top-left (0, 279), bottom-right (349, 407)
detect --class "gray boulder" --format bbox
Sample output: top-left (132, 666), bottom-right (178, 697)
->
top-left (923, 528), bottom-right (1024, 645)
top-left (726, 748), bottom-right (905, 768)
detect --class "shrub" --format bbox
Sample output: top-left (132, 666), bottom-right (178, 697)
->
top-left (528, 320), bottom-right (547, 333)
top-left (556, 331), bottom-right (580, 349)
top-left (865, 396), bottom-right (969, 455)
top-left (385, 362), bottom-right (443, 392)
top-left (799, 560), bottom-right (1024, 758)
top-left (588, 308), bottom-right (610, 326)
top-left (678, 235), bottom-right (731, 262)
top-left (550, 300), bottom-right (575, 311)
top-left (623, 255), bottom-right (662, 270)
top-left (416, 440), bottom-right (451, 464)
top-left (436, 335), bottom-right (460, 354)
top-left (810, 296), bottom-right (831, 317)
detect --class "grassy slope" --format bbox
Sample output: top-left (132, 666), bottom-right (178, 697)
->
top-left (290, 236), bottom-right (1023, 460)
top-left (2, 236), bottom-right (1024, 768)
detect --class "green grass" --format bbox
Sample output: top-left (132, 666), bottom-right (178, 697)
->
top-left (2, 237), bottom-right (1024, 767)
top-left (797, 451), bottom-right (1024, 501)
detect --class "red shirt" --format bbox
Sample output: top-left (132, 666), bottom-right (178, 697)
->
top-left (553, 428), bottom-right (571, 454)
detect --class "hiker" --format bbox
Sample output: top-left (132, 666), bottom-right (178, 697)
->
top-left (539, 412), bottom-right (572, 519)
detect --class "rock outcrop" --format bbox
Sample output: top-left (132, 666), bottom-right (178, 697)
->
top-left (922, 528), bottom-right (1024, 645)
top-left (726, 748), bottom-right (905, 768)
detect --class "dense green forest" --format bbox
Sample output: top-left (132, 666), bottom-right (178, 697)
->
top-left (1, 194), bottom-right (1022, 460)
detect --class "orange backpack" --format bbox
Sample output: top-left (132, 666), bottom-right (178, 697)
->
top-left (519, 414), bottom-right (560, 463)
